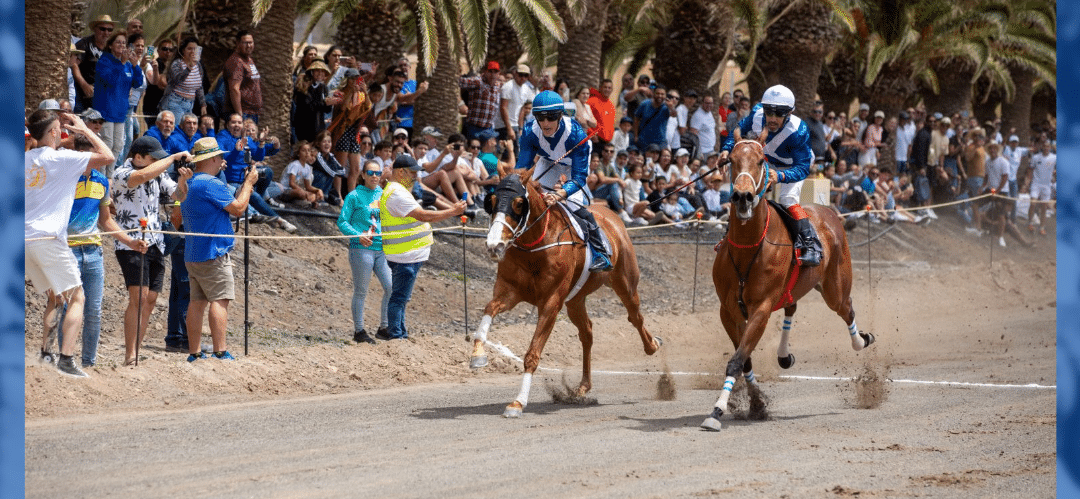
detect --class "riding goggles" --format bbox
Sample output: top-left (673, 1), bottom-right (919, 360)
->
top-left (534, 111), bottom-right (562, 123)
top-left (762, 104), bottom-right (793, 117)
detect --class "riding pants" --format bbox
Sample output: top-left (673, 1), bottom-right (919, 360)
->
top-left (572, 206), bottom-right (610, 260)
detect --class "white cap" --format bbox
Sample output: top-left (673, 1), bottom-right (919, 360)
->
top-left (1008, 135), bottom-right (1019, 142)
top-left (676, 148), bottom-right (690, 157)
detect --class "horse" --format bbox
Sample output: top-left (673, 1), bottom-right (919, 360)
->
top-left (470, 164), bottom-right (662, 418)
top-left (701, 138), bottom-right (876, 431)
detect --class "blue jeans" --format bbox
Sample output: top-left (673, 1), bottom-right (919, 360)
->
top-left (464, 123), bottom-right (495, 142)
top-left (348, 247), bottom-right (392, 332)
top-left (230, 168), bottom-right (279, 218)
top-left (57, 244), bottom-right (104, 367)
top-left (162, 92), bottom-right (194, 119)
top-left (165, 235), bottom-right (189, 346)
top-left (121, 105), bottom-right (139, 164)
top-left (592, 183), bottom-right (623, 213)
top-left (386, 261), bottom-right (424, 339)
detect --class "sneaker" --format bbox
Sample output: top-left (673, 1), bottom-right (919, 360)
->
top-left (926, 208), bottom-right (939, 220)
top-left (353, 329), bottom-right (377, 345)
top-left (965, 227), bottom-right (983, 236)
top-left (631, 217), bottom-right (648, 227)
top-left (250, 214), bottom-right (274, 224)
top-left (187, 352), bottom-right (207, 362)
top-left (619, 211), bottom-right (633, 224)
top-left (998, 236), bottom-right (1007, 248)
top-left (57, 355), bottom-right (88, 378)
top-left (39, 350), bottom-right (57, 365)
top-left (274, 217), bottom-right (298, 233)
top-left (375, 329), bottom-right (395, 341)
top-left (212, 351), bottom-right (236, 360)
top-left (267, 197), bottom-right (285, 208)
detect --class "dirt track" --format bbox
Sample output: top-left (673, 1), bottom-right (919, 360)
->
top-left (25, 215), bottom-right (1057, 497)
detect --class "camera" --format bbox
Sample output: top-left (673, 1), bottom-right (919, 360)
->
top-left (453, 143), bottom-right (462, 151)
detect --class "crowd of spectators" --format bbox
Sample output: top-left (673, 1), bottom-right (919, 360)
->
top-left (29, 15), bottom-right (1056, 374)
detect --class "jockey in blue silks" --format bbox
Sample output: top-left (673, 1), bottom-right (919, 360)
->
top-left (718, 84), bottom-right (823, 266)
top-left (517, 90), bottom-right (612, 272)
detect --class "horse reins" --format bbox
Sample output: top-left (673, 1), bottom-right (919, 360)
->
top-left (649, 159), bottom-right (730, 206)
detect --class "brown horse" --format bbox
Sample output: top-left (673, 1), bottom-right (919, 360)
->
top-left (701, 138), bottom-right (875, 431)
top-left (471, 165), bottom-right (661, 418)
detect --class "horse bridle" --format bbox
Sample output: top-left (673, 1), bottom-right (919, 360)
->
top-left (730, 139), bottom-right (771, 210)
top-left (491, 174), bottom-right (533, 243)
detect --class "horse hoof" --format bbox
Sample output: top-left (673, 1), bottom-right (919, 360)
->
top-left (700, 417), bottom-right (723, 432)
top-left (503, 403), bottom-right (523, 418)
top-left (470, 355), bottom-right (488, 369)
top-left (778, 353), bottom-right (795, 369)
top-left (860, 332), bottom-right (876, 348)
top-left (654, 336), bottom-right (663, 348)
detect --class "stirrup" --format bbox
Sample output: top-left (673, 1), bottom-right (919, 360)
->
top-left (588, 252), bottom-right (613, 272)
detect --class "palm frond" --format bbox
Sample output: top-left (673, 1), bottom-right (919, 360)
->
top-left (601, 25), bottom-right (655, 77)
top-left (565, 0), bottom-right (588, 25)
top-left (506, 0), bottom-right (567, 42)
top-left (415, 0), bottom-right (440, 75)
top-left (434, 0), bottom-right (460, 65)
top-left (295, 0), bottom-right (335, 55)
top-left (251, 0), bottom-right (274, 26)
top-left (459, 0), bottom-right (490, 69)
top-left (125, 0), bottom-right (186, 21)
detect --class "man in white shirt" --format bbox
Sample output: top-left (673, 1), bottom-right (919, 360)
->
top-left (25, 109), bottom-right (116, 378)
top-left (1027, 140), bottom-right (1055, 236)
top-left (894, 110), bottom-right (916, 175)
top-left (690, 94), bottom-right (718, 157)
top-left (495, 65), bottom-right (537, 144)
top-left (1003, 134), bottom-right (1028, 199)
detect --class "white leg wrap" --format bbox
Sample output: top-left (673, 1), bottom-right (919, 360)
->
top-left (472, 315), bottom-right (492, 343)
top-left (713, 376), bottom-right (737, 411)
top-left (849, 321), bottom-right (865, 350)
top-left (777, 315), bottom-right (793, 359)
top-left (743, 370), bottom-right (757, 384)
top-left (514, 373), bottom-right (533, 408)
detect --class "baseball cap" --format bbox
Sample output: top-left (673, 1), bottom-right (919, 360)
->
top-left (646, 144), bottom-right (661, 153)
top-left (392, 154), bottom-right (422, 172)
top-left (873, 110), bottom-right (885, 118)
top-left (393, 128), bottom-right (409, 138)
top-left (476, 128), bottom-right (498, 141)
top-left (37, 99), bottom-right (61, 111)
top-left (191, 137), bottom-right (225, 162)
top-left (898, 111), bottom-right (910, 120)
top-left (932, 112), bottom-right (943, 120)
top-left (859, 103), bottom-right (870, 111)
top-left (619, 116), bottom-right (633, 124)
top-left (939, 117), bottom-right (951, 125)
top-left (626, 145), bottom-right (640, 154)
top-left (420, 126), bottom-right (443, 137)
top-left (675, 148), bottom-right (690, 157)
top-left (80, 108), bottom-right (103, 121)
top-left (343, 67), bottom-right (361, 79)
top-left (516, 64), bottom-right (531, 75)
top-left (1008, 135), bottom-right (1019, 142)
top-left (684, 89), bottom-right (699, 99)
top-left (131, 135), bottom-right (168, 160)
top-left (485, 61), bottom-right (500, 72)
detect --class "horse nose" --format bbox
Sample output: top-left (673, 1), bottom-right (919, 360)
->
top-left (487, 241), bottom-right (506, 261)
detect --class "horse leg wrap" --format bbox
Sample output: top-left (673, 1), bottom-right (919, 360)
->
top-left (849, 321), bottom-right (866, 351)
top-left (514, 373), bottom-right (533, 409)
top-left (743, 370), bottom-right (757, 384)
top-left (777, 316), bottom-right (794, 367)
top-left (471, 315), bottom-right (492, 343)
top-left (715, 376), bottom-right (737, 412)
top-left (469, 316), bottom-right (492, 369)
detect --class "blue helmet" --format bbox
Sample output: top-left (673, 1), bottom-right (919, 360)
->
top-left (532, 90), bottom-right (565, 114)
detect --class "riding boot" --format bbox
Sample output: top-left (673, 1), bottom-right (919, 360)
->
top-left (787, 205), bottom-right (822, 267)
top-left (575, 207), bottom-right (613, 272)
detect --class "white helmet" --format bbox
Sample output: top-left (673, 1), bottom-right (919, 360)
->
top-left (761, 85), bottom-right (795, 116)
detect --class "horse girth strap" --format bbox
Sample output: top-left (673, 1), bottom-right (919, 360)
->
top-left (727, 239), bottom-right (766, 320)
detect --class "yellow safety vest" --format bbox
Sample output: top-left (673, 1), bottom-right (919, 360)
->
top-left (379, 182), bottom-right (434, 255)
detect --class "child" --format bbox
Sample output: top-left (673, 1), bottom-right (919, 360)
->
top-left (610, 116), bottom-right (633, 153)
top-left (281, 141), bottom-right (325, 207)
top-left (623, 164), bottom-right (672, 226)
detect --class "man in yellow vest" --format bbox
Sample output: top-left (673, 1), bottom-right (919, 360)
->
top-left (378, 154), bottom-right (467, 340)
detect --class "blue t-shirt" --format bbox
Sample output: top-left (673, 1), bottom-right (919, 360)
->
top-left (165, 130), bottom-right (198, 156)
top-left (67, 169), bottom-right (109, 246)
top-left (182, 172), bottom-right (236, 262)
top-left (395, 80), bottom-right (417, 128)
top-left (216, 130), bottom-right (280, 184)
top-left (634, 99), bottom-right (669, 150)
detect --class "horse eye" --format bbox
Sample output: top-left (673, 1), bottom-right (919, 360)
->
top-left (512, 197), bottom-right (524, 215)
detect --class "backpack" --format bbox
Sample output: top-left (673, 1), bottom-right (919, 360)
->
top-left (206, 72), bottom-right (227, 119)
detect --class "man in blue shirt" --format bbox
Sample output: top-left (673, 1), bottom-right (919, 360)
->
top-left (632, 84), bottom-right (670, 152)
top-left (517, 90), bottom-right (611, 272)
top-left (181, 137), bottom-right (259, 361)
top-left (719, 84), bottom-right (822, 266)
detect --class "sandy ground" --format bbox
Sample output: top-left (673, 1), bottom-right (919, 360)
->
top-left (24, 211), bottom-right (1057, 496)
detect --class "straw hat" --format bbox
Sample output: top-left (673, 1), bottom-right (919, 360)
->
top-left (89, 14), bottom-right (116, 30)
top-left (306, 60), bottom-right (330, 75)
top-left (191, 137), bottom-right (225, 163)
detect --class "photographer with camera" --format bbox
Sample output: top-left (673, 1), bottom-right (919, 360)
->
top-left (109, 135), bottom-right (192, 366)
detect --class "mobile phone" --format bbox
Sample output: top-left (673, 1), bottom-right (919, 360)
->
top-left (194, 46), bottom-right (203, 61)
top-left (147, 46), bottom-right (155, 59)
top-left (460, 192), bottom-right (469, 203)
top-left (359, 62), bottom-right (372, 72)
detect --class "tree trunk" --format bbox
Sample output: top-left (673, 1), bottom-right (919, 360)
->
top-left (817, 46), bottom-right (859, 116)
top-left (859, 62), bottom-right (917, 118)
top-left (999, 65), bottom-right (1034, 144)
top-left (753, 0), bottom-right (840, 118)
top-left (555, 0), bottom-right (609, 90)
top-left (1029, 84), bottom-right (1055, 133)
top-left (414, 25), bottom-right (460, 141)
top-left (487, 10), bottom-right (524, 72)
top-left (919, 59), bottom-right (974, 116)
top-left (26, 0), bottom-right (71, 115)
top-left (334, 3), bottom-right (405, 76)
top-left (252, 0), bottom-right (296, 174)
top-left (650, 0), bottom-right (729, 98)
top-left (70, 0), bottom-right (89, 38)
top-left (187, 0), bottom-right (255, 85)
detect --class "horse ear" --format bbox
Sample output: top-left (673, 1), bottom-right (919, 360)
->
top-left (524, 161), bottom-right (537, 182)
top-left (497, 160), bottom-right (511, 178)
top-left (756, 131), bottom-right (767, 147)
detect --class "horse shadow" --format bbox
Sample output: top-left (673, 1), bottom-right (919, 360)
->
top-left (617, 411), bottom-right (840, 433)
top-left (411, 400), bottom-right (638, 420)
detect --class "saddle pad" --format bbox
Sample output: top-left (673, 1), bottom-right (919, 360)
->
top-left (556, 204), bottom-right (611, 302)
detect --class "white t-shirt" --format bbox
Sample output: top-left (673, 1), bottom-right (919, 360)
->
top-left (985, 156), bottom-right (1009, 191)
top-left (895, 122), bottom-right (916, 161)
top-left (496, 79), bottom-right (537, 129)
top-left (622, 178), bottom-right (643, 206)
top-left (690, 107), bottom-right (717, 155)
top-left (1030, 152), bottom-right (1056, 187)
top-left (383, 182), bottom-right (430, 263)
top-left (25, 147), bottom-right (90, 243)
top-left (284, 160), bottom-right (314, 187)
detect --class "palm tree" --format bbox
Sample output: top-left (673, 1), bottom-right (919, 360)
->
top-left (331, 1), bottom-right (405, 73)
top-left (554, 0), bottom-right (607, 90)
top-left (26, 0), bottom-right (70, 115)
top-left (648, 0), bottom-right (731, 97)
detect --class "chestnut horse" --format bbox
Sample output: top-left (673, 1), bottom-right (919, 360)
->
top-left (701, 138), bottom-right (875, 431)
top-left (471, 165), bottom-right (661, 418)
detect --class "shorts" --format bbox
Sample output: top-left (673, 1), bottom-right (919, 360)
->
top-left (116, 245), bottom-right (167, 292)
top-left (186, 253), bottom-right (235, 302)
top-left (335, 122), bottom-right (362, 154)
top-left (1030, 183), bottom-right (1052, 201)
top-left (25, 239), bottom-right (81, 295)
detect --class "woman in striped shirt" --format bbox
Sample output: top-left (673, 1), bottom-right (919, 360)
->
top-left (160, 37), bottom-right (207, 120)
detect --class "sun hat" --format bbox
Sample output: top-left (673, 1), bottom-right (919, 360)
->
top-left (306, 60), bottom-right (330, 75)
top-left (191, 137), bottom-right (225, 162)
top-left (516, 64), bottom-right (531, 75)
top-left (393, 128), bottom-right (409, 138)
top-left (89, 14), bottom-right (115, 30)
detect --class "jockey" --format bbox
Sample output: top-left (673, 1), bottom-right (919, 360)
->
top-left (718, 84), bottom-right (823, 267)
top-left (517, 90), bottom-right (612, 272)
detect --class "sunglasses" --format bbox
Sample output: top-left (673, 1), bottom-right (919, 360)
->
top-left (534, 111), bottom-right (562, 122)
top-left (361, 141), bottom-right (373, 145)
top-left (762, 104), bottom-right (791, 117)
top-left (159, 47), bottom-right (174, 52)
top-left (363, 170), bottom-right (381, 176)
top-left (517, 73), bottom-right (529, 78)
top-left (98, 26), bottom-right (113, 32)
top-left (468, 145), bottom-right (480, 149)
top-left (812, 110), bottom-right (823, 114)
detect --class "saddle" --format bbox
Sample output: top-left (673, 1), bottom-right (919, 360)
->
top-left (766, 199), bottom-right (802, 311)
top-left (767, 200), bottom-right (799, 247)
